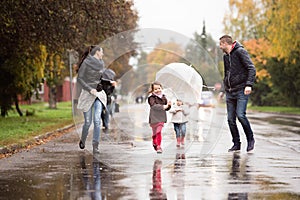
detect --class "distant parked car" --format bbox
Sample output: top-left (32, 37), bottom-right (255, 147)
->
top-left (200, 91), bottom-right (215, 107)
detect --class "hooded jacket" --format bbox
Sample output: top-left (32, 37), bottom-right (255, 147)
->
top-left (223, 41), bottom-right (256, 93)
top-left (148, 94), bottom-right (171, 124)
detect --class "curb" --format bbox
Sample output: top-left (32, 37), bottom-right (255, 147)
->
top-left (0, 124), bottom-right (75, 158)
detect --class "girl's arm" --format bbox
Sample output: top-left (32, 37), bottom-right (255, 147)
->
top-left (169, 104), bottom-right (177, 113)
top-left (164, 101), bottom-right (171, 111)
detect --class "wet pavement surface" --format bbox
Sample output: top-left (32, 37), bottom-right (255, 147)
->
top-left (0, 104), bottom-right (300, 200)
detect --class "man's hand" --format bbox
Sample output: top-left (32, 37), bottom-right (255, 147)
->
top-left (244, 86), bottom-right (252, 95)
top-left (217, 92), bottom-right (224, 101)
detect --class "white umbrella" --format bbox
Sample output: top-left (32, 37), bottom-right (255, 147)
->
top-left (155, 62), bottom-right (203, 104)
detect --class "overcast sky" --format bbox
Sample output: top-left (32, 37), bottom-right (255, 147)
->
top-left (133, 0), bottom-right (229, 42)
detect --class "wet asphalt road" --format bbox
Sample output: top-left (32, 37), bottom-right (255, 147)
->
top-left (0, 104), bottom-right (299, 200)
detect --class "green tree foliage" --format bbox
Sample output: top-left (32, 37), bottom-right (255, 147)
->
top-left (267, 57), bottom-right (300, 106)
top-left (223, 0), bottom-right (265, 41)
top-left (146, 42), bottom-right (184, 81)
top-left (262, 0), bottom-right (299, 60)
top-left (0, 0), bottom-right (138, 116)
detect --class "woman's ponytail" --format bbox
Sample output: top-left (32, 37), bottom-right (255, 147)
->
top-left (76, 45), bottom-right (96, 73)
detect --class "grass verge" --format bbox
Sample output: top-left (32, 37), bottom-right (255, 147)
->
top-left (248, 106), bottom-right (300, 115)
top-left (0, 102), bottom-right (74, 148)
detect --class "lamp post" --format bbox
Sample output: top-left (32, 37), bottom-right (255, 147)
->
top-left (67, 49), bottom-right (78, 115)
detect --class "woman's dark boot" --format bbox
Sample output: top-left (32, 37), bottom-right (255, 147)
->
top-left (93, 142), bottom-right (100, 154)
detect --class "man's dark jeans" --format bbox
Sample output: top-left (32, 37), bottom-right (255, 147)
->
top-left (226, 89), bottom-right (254, 145)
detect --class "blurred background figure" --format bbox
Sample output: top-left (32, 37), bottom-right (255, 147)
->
top-left (101, 68), bottom-right (117, 131)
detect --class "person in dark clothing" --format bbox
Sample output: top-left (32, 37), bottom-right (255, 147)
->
top-left (100, 68), bottom-right (116, 130)
top-left (218, 35), bottom-right (256, 152)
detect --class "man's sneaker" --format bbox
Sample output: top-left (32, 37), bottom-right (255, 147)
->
top-left (156, 146), bottom-right (162, 154)
top-left (228, 144), bottom-right (240, 152)
top-left (79, 140), bottom-right (85, 149)
top-left (247, 139), bottom-right (255, 152)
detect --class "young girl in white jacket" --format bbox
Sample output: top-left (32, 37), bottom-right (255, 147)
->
top-left (169, 99), bottom-right (189, 147)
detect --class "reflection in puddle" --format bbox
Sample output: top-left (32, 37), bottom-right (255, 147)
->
top-left (228, 152), bottom-right (249, 199)
top-left (172, 152), bottom-right (186, 200)
top-left (149, 160), bottom-right (167, 200)
top-left (80, 155), bottom-right (102, 200)
top-left (228, 192), bottom-right (248, 200)
top-left (76, 153), bottom-right (129, 199)
top-left (0, 151), bottom-right (300, 199)
top-left (229, 152), bottom-right (251, 183)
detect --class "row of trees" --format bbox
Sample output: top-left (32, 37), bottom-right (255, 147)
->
top-left (0, 0), bottom-right (138, 117)
top-left (1, 0), bottom-right (297, 118)
top-left (132, 23), bottom-right (223, 98)
top-left (224, 0), bottom-right (299, 106)
top-left (132, 0), bottom-right (299, 108)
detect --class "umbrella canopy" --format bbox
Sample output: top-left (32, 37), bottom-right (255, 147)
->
top-left (155, 62), bottom-right (203, 104)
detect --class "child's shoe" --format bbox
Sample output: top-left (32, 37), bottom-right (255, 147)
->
top-left (156, 146), bottom-right (162, 154)
top-left (153, 144), bottom-right (157, 151)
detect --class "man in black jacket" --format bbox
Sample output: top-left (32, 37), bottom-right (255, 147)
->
top-left (218, 35), bottom-right (256, 152)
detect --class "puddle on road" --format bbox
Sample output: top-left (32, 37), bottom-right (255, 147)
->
top-left (249, 115), bottom-right (300, 129)
top-left (1, 123), bottom-right (300, 199)
top-left (0, 153), bottom-right (129, 200)
top-left (0, 151), bottom-right (300, 199)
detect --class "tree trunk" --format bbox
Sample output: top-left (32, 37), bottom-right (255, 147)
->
top-left (1, 109), bottom-right (5, 117)
top-left (48, 86), bottom-right (57, 109)
top-left (14, 94), bottom-right (23, 116)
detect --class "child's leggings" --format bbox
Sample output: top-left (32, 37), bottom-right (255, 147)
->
top-left (150, 122), bottom-right (164, 147)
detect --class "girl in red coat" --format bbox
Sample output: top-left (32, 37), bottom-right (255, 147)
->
top-left (148, 82), bottom-right (171, 153)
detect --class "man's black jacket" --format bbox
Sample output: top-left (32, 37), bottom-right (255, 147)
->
top-left (223, 41), bottom-right (256, 93)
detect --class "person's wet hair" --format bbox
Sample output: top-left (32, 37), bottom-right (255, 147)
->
top-left (90, 46), bottom-right (102, 56)
top-left (76, 45), bottom-right (102, 73)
